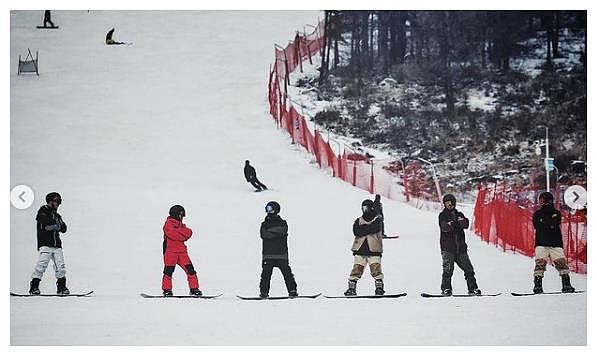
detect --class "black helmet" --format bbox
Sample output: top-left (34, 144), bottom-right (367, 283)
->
top-left (45, 192), bottom-right (62, 204)
top-left (169, 205), bottom-right (186, 220)
top-left (538, 191), bottom-right (554, 204)
top-left (265, 201), bottom-right (280, 214)
top-left (361, 199), bottom-right (375, 214)
top-left (442, 194), bottom-right (456, 207)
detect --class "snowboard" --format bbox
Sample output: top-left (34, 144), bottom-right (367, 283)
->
top-left (323, 292), bottom-right (407, 299)
top-left (511, 291), bottom-right (585, 296)
top-left (420, 292), bottom-right (502, 298)
top-left (10, 291), bottom-right (93, 297)
top-left (140, 293), bottom-right (222, 299)
top-left (382, 235), bottom-right (400, 239)
top-left (36, 26), bottom-right (59, 29)
top-left (236, 293), bottom-right (321, 300)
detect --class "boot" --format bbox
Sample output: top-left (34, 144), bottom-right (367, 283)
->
top-left (441, 288), bottom-right (452, 296)
top-left (533, 275), bottom-right (543, 294)
top-left (29, 278), bottom-right (41, 295)
top-left (259, 292), bottom-right (269, 299)
top-left (344, 280), bottom-right (357, 296)
top-left (468, 288), bottom-right (482, 296)
top-left (189, 288), bottom-right (203, 297)
top-left (288, 290), bottom-right (299, 298)
top-left (561, 274), bottom-right (575, 293)
top-left (56, 277), bottom-right (70, 295)
top-left (162, 290), bottom-right (173, 297)
top-left (375, 279), bottom-right (385, 295)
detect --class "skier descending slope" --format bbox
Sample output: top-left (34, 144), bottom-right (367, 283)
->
top-left (532, 191), bottom-right (575, 294)
top-left (259, 201), bottom-right (298, 298)
top-left (29, 192), bottom-right (70, 295)
top-left (438, 194), bottom-right (481, 296)
top-left (344, 199), bottom-right (385, 296)
top-left (244, 160), bottom-right (268, 191)
top-left (161, 205), bottom-right (202, 297)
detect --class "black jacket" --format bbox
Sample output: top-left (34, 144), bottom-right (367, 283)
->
top-left (36, 205), bottom-right (67, 250)
top-left (438, 208), bottom-right (469, 254)
top-left (260, 214), bottom-right (289, 259)
top-left (352, 215), bottom-right (382, 256)
top-left (244, 164), bottom-right (256, 181)
top-left (533, 203), bottom-right (563, 248)
top-left (106, 28), bottom-right (114, 42)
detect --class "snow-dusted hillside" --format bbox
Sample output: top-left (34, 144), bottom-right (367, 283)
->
top-left (10, 11), bottom-right (586, 345)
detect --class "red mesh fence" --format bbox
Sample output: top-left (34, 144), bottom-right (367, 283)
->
top-left (473, 185), bottom-right (587, 274)
top-left (267, 20), bottom-right (440, 206)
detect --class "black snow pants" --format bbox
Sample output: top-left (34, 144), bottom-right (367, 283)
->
top-left (441, 251), bottom-right (478, 292)
top-left (259, 258), bottom-right (297, 295)
top-left (249, 177), bottom-right (267, 190)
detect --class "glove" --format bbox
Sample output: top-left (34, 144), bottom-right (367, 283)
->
top-left (374, 194), bottom-right (381, 202)
top-left (45, 224), bottom-right (61, 231)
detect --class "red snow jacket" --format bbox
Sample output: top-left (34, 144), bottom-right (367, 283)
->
top-left (162, 217), bottom-right (193, 253)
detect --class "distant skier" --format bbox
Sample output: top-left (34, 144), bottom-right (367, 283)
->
top-left (105, 27), bottom-right (125, 45)
top-left (438, 194), bottom-right (481, 296)
top-left (532, 191), bottom-right (575, 294)
top-left (259, 201), bottom-right (298, 298)
top-left (161, 205), bottom-right (202, 297)
top-left (344, 199), bottom-right (385, 296)
top-left (43, 10), bottom-right (55, 28)
top-left (244, 160), bottom-right (268, 191)
top-left (28, 192), bottom-right (69, 295)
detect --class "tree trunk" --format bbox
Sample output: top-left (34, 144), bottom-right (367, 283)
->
top-left (438, 11), bottom-right (454, 118)
top-left (553, 11), bottom-right (560, 57)
top-left (318, 11), bottom-right (330, 85)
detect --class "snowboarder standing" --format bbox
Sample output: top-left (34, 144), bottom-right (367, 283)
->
top-left (532, 191), bottom-right (575, 294)
top-left (43, 10), bottom-right (55, 28)
top-left (29, 192), bottom-right (69, 295)
top-left (244, 160), bottom-right (268, 191)
top-left (259, 201), bottom-right (298, 298)
top-left (161, 205), bottom-right (202, 297)
top-left (344, 199), bottom-right (385, 296)
top-left (438, 194), bottom-right (481, 296)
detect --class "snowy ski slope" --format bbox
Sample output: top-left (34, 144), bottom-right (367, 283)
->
top-left (10, 10), bottom-right (586, 345)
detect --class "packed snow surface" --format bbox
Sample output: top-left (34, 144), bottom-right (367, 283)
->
top-left (10, 11), bottom-right (586, 345)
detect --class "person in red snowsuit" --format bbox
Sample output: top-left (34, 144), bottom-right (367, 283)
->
top-left (161, 205), bottom-right (201, 296)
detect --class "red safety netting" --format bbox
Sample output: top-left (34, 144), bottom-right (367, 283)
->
top-left (267, 20), bottom-right (438, 207)
top-left (473, 185), bottom-right (587, 274)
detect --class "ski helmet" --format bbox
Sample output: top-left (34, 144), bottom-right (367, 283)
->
top-left (265, 201), bottom-right (280, 215)
top-left (442, 194), bottom-right (456, 207)
top-left (361, 199), bottom-right (375, 214)
top-left (45, 192), bottom-right (62, 204)
top-left (169, 205), bottom-right (186, 220)
top-left (538, 191), bottom-right (554, 204)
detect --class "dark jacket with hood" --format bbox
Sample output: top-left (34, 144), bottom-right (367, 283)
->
top-left (244, 164), bottom-right (256, 181)
top-left (260, 214), bottom-right (289, 259)
top-left (36, 205), bottom-right (67, 250)
top-left (438, 208), bottom-right (469, 254)
top-left (533, 203), bottom-right (563, 248)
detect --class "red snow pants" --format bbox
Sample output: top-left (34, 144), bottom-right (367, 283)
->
top-left (161, 251), bottom-right (199, 291)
